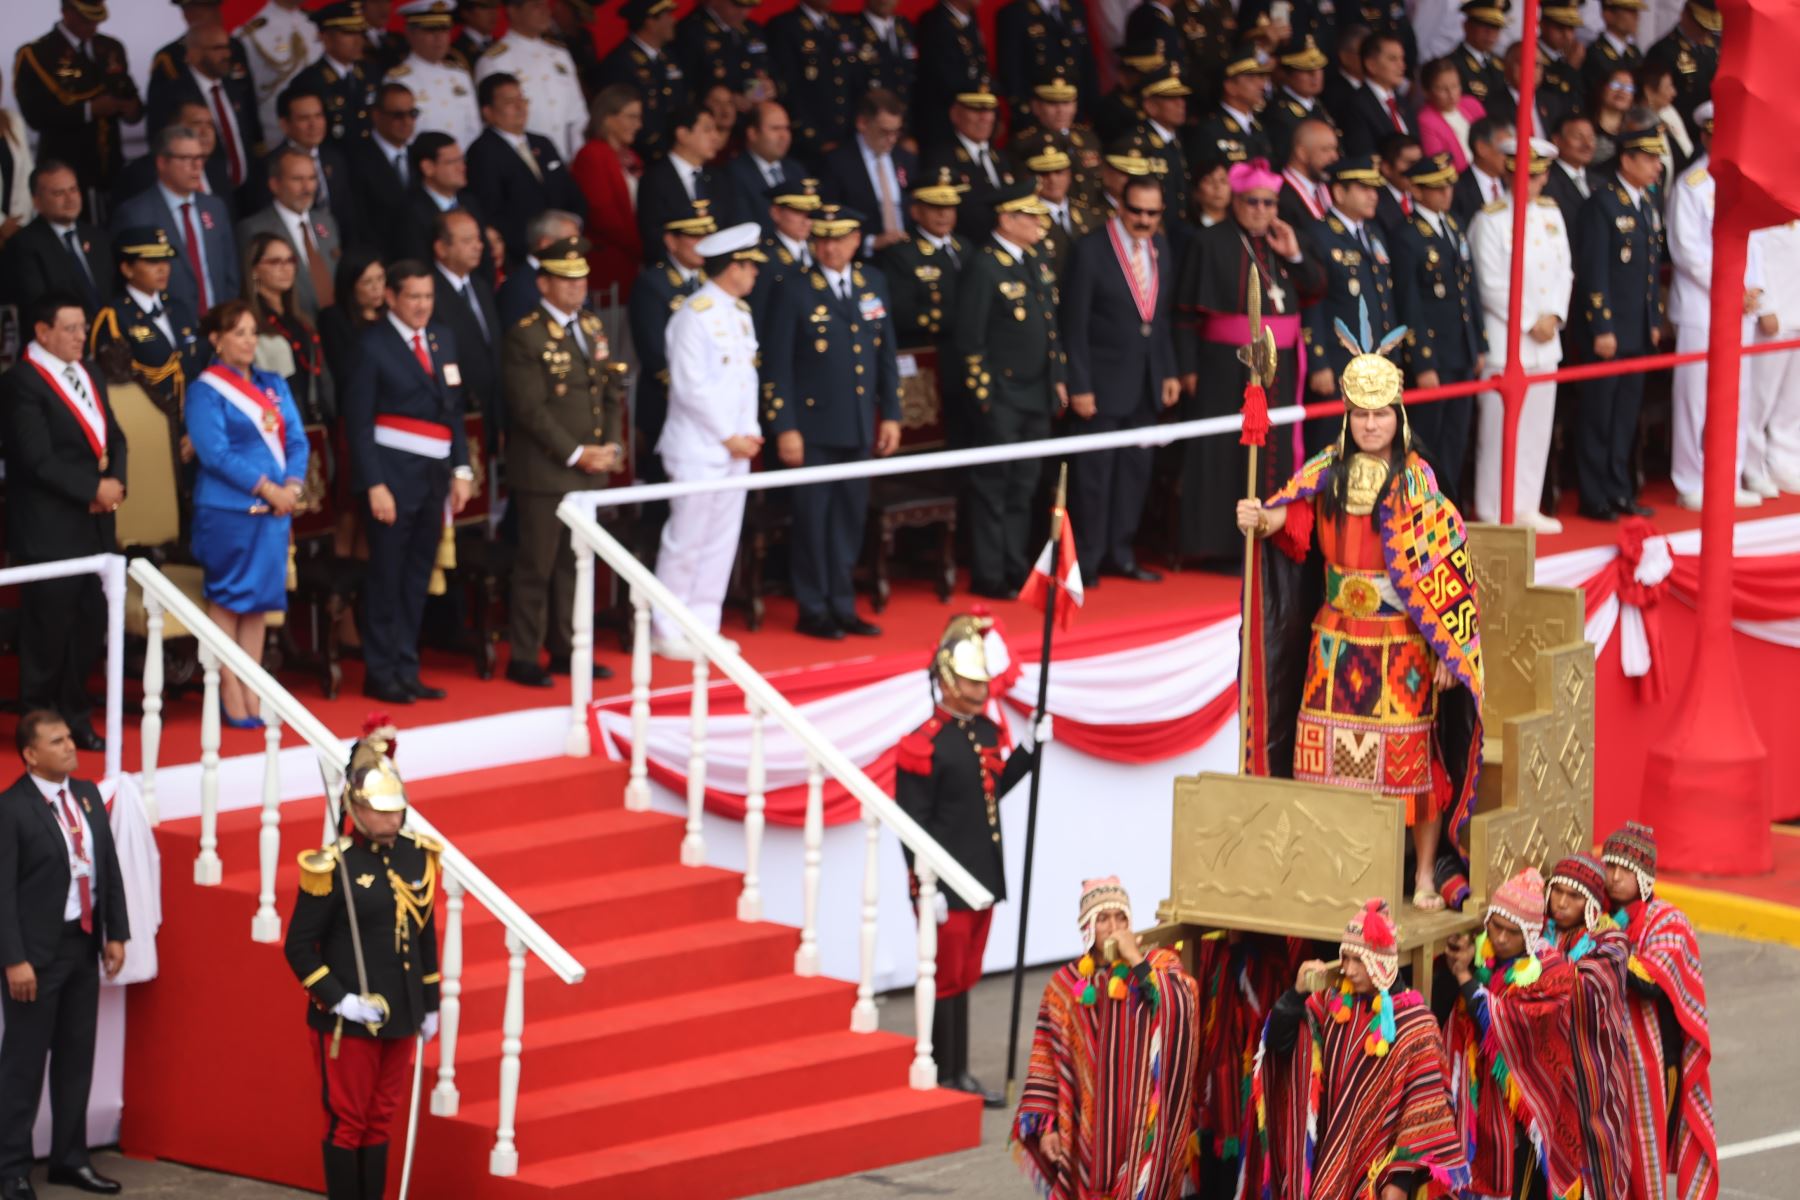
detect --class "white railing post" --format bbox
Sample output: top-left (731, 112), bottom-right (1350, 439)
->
top-left (851, 803), bottom-right (880, 1032)
top-left (140, 598), bottom-right (165, 825)
top-left (489, 929), bottom-right (526, 1176)
top-left (251, 712), bottom-right (283, 942)
top-left (737, 703), bottom-right (765, 921)
top-left (911, 865), bottom-right (940, 1089)
top-left (795, 756), bottom-right (824, 976)
top-left (430, 872), bottom-right (465, 1117)
top-left (680, 657), bottom-right (708, 867)
top-left (564, 531), bottom-right (595, 757)
top-left (623, 587), bottom-right (652, 811)
top-left (195, 645), bottom-right (223, 885)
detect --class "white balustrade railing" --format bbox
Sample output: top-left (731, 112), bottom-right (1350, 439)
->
top-left (0, 554), bottom-right (127, 783)
top-left (557, 501), bottom-right (1000, 1088)
top-left (128, 560), bottom-right (586, 1176)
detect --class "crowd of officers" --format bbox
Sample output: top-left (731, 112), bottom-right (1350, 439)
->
top-left (4, 0), bottom-right (1788, 679)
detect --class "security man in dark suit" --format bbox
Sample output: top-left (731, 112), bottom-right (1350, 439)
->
top-left (502, 237), bottom-right (626, 687)
top-left (750, 179), bottom-right (822, 330)
top-left (1194, 46), bottom-right (1275, 167)
top-left (284, 733), bottom-right (439, 1200)
top-left (912, 0), bottom-right (989, 146)
top-left (849, 0), bottom-right (918, 114)
top-left (465, 72), bottom-right (588, 269)
top-left (0, 710), bottom-right (130, 1199)
top-left (88, 228), bottom-right (204, 478)
top-left (761, 205), bottom-right (903, 639)
top-left (952, 182), bottom-right (1065, 599)
top-left (342, 259), bottom-right (475, 704)
top-left (1135, 61), bottom-right (1194, 227)
top-left (628, 202), bottom-right (714, 487)
top-left (766, 0), bottom-right (860, 161)
top-left (919, 83), bottom-right (1013, 244)
top-left (1007, 72), bottom-right (1105, 212)
top-left (1, 292), bottom-right (128, 753)
top-left (0, 163), bottom-right (113, 320)
top-left (1574, 126), bottom-right (1666, 519)
top-left (876, 169), bottom-right (969, 346)
top-left (292, 1), bottom-right (379, 145)
top-left (13, 2), bottom-right (144, 200)
top-left (430, 210), bottom-right (502, 435)
top-left (1303, 154), bottom-right (1399, 451)
top-left (1392, 153), bottom-right (1484, 500)
top-left (994, 0), bottom-right (1097, 118)
top-left (594, 0), bottom-right (687, 160)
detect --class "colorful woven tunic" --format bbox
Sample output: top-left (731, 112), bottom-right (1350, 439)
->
top-left (1554, 922), bottom-right (1635, 1200)
top-left (1193, 933), bottom-right (1308, 1184)
top-left (1012, 947), bottom-right (1203, 1200)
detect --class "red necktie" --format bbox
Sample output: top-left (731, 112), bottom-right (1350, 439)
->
top-left (412, 331), bottom-right (433, 377)
top-left (211, 83), bottom-right (243, 187)
top-left (1386, 95), bottom-right (1405, 132)
top-left (1401, 193), bottom-right (1413, 216)
top-left (56, 788), bottom-right (93, 935)
top-left (181, 201), bottom-right (209, 313)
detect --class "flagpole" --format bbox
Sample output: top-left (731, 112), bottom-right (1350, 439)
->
top-left (1003, 460), bottom-right (1067, 1107)
top-left (1236, 266), bottom-right (1276, 776)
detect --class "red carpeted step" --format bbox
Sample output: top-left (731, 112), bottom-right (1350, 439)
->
top-left (512, 1084), bottom-right (981, 1197)
top-left (447, 807), bottom-right (687, 885)
top-left (458, 864), bottom-right (742, 942)
top-left (456, 1030), bottom-right (916, 1150)
top-left (443, 975), bottom-right (860, 1090)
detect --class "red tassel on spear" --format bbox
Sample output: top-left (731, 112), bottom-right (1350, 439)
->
top-left (1238, 266), bottom-right (1278, 774)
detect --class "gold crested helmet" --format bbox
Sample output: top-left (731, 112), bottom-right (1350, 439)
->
top-left (1331, 296), bottom-right (1411, 459)
top-left (346, 733), bottom-right (408, 813)
top-left (933, 613), bottom-right (994, 693)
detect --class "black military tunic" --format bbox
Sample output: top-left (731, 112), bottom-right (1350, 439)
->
top-left (88, 290), bottom-right (202, 425)
top-left (1392, 208), bottom-right (1484, 493)
top-left (1265, 89), bottom-right (1338, 169)
top-left (1536, 45), bottom-right (1582, 127)
top-left (1193, 106), bottom-right (1273, 165)
top-left (292, 56), bottom-right (377, 144)
top-left (594, 39), bottom-right (689, 160)
top-left (911, 3), bottom-right (989, 145)
top-left (1009, 124), bottom-right (1105, 211)
top-left (1581, 34), bottom-right (1641, 104)
top-left (626, 259), bottom-right (706, 478)
top-left (674, 8), bottom-right (772, 104)
top-left (918, 140), bottom-right (1015, 243)
top-left (1644, 24), bottom-right (1719, 128)
top-left (14, 26), bottom-right (142, 195)
top-left (1453, 43), bottom-right (1508, 116)
top-left (766, 6), bottom-right (861, 159)
top-left (848, 11), bottom-right (919, 113)
top-left (895, 708), bottom-right (1037, 910)
top-left (993, 0), bottom-right (1097, 116)
top-left (1303, 209), bottom-right (1399, 449)
top-left (1137, 118), bottom-right (1189, 224)
top-left (1035, 199), bottom-right (1096, 276)
top-left (878, 233), bottom-right (969, 346)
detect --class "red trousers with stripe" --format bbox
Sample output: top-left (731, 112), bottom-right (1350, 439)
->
top-left (935, 908), bottom-right (994, 998)
top-left (312, 1030), bottom-right (415, 1149)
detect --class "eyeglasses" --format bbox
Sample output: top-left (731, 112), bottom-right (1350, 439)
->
top-left (1238, 196), bottom-right (1278, 209)
top-left (1606, 81), bottom-right (1634, 93)
top-left (382, 108), bottom-right (422, 120)
top-left (1123, 203), bottom-right (1164, 217)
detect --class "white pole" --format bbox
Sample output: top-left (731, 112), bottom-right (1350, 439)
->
top-left (195, 645), bottom-right (223, 886)
top-left (911, 865), bottom-right (940, 1090)
top-left (251, 711), bottom-right (283, 943)
top-left (565, 532), bottom-right (594, 757)
top-left (100, 555), bottom-right (125, 782)
top-left (623, 588), bottom-right (652, 812)
top-left (680, 657), bottom-right (708, 867)
top-left (430, 873), bottom-right (464, 1117)
top-left (139, 598), bottom-right (166, 826)
top-left (488, 929), bottom-right (526, 1176)
top-left (795, 756), bottom-right (824, 977)
top-left (737, 703), bottom-right (765, 921)
top-left (851, 802), bottom-right (880, 1033)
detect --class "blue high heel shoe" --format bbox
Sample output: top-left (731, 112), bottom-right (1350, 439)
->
top-left (223, 713), bottom-right (265, 730)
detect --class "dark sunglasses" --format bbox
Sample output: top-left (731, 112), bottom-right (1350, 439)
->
top-left (1238, 196), bottom-right (1278, 209)
top-left (1123, 203), bottom-right (1164, 217)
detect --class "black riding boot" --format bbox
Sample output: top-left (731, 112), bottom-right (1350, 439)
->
top-left (322, 1143), bottom-right (360, 1200)
top-left (360, 1142), bottom-right (390, 1200)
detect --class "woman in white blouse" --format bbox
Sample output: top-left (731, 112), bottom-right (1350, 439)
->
top-left (0, 66), bottom-right (37, 255)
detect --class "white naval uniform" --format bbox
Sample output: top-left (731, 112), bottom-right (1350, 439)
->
top-left (242, 0), bottom-right (322, 138)
top-left (1749, 222), bottom-right (1800, 491)
top-left (387, 54), bottom-right (482, 147)
top-left (1666, 154), bottom-right (1757, 499)
top-left (476, 33), bottom-right (586, 163)
top-left (1470, 194), bottom-right (1573, 524)
top-left (653, 280), bottom-right (760, 643)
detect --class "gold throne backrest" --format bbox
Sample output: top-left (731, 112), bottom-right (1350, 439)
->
top-left (108, 381), bottom-right (180, 550)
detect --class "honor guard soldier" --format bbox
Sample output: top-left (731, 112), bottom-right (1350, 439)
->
top-left (1195, 45), bottom-right (1274, 166)
top-left (1008, 72), bottom-right (1104, 212)
top-left (952, 181), bottom-right (1065, 600)
top-left (241, 0), bottom-right (322, 141)
top-left (390, 1), bottom-right (481, 149)
top-left (293, 2), bottom-right (378, 145)
top-left (994, 0), bottom-right (1097, 118)
top-left (912, 0), bottom-right (990, 146)
top-left (88, 228), bottom-right (204, 464)
top-left (850, 0), bottom-right (919, 115)
top-left (285, 731), bottom-right (442, 1200)
top-left (150, 1), bottom-right (254, 120)
top-left (14, 1), bottom-right (144, 200)
top-left (1092, 42), bottom-right (1161, 145)
top-left (1135, 61), bottom-right (1193, 224)
top-left (765, 0), bottom-right (861, 161)
top-left (752, 178), bottom-right (823, 329)
top-left (1392, 153), bottom-right (1485, 500)
top-left (894, 614), bottom-right (1049, 1106)
top-left (651, 224), bottom-right (767, 658)
top-left (502, 236), bottom-right (627, 687)
top-left (1452, 0), bottom-right (1509, 116)
top-left (476, 0), bottom-right (589, 161)
top-left (594, 0), bottom-right (688, 160)
top-left (1266, 32), bottom-right (1336, 168)
top-left (1022, 141), bottom-right (1095, 277)
top-left (761, 205), bottom-right (902, 640)
top-left (920, 82), bottom-right (1012, 243)
top-left (1573, 125), bottom-right (1666, 520)
top-left (1304, 154), bottom-right (1400, 451)
top-left (452, 0), bottom-right (503, 71)
top-left (876, 169), bottom-right (969, 345)
top-left (675, 0), bottom-right (775, 114)
top-left (628, 201), bottom-right (715, 486)
top-left (1645, 0), bottom-right (1720, 128)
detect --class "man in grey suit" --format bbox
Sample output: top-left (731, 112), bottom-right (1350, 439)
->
top-left (237, 146), bottom-right (343, 322)
top-left (111, 125), bottom-right (238, 319)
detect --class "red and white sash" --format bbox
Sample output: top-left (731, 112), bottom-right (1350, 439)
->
top-left (1284, 167), bottom-right (1328, 220)
top-left (200, 364), bottom-right (287, 469)
top-left (1106, 218), bottom-right (1158, 324)
top-left (373, 414), bottom-right (453, 460)
top-left (25, 344), bottom-right (106, 463)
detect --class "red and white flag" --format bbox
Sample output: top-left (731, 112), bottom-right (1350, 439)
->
top-left (1019, 511), bottom-right (1083, 630)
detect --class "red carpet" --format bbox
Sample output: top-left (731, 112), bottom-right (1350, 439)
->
top-left (121, 757), bottom-right (981, 1198)
top-left (1663, 826), bottom-right (1800, 908)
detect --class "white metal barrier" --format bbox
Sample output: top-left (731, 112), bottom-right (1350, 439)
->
top-left (0, 553), bottom-right (126, 782)
top-left (128, 560), bottom-right (584, 1176)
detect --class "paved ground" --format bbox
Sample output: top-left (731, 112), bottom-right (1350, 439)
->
top-left (23, 934), bottom-right (1795, 1199)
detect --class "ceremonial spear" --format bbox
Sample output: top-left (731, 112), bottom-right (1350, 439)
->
top-left (1237, 266), bottom-right (1278, 774)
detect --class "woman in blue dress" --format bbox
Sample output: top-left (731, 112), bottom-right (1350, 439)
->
top-left (186, 297), bottom-right (310, 728)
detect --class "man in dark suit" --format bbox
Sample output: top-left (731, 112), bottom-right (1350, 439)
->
top-left (431, 210), bottom-right (503, 438)
top-left (292, 0), bottom-right (378, 145)
top-left (723, 102), bottom-right (807, 236)
top-left (1374, 132), bottom-right (1422, 243)
top-left (911, 0), bottom-right (988, 146)
top-left (819, 89), bottom-right (917, 256)
top-left (1450, 115), bottom-right (1512, 226)
top-left (0, 293), bottom-right (128, 752)
top-left (1341, 29), bottom-right (1414, 157)
top-left (111, 125), bottom-right (237, 319)
top-left (1061, 175), bottom-right (1179, 585)
top-left (1545, 110), bottom-right (1597, 233)
top-left (0, 711), bottom-right (130, 1199)
top-left (994, 0), bottom-right (1096, 117)
top-left (13, 3), bottom-right (144, 201)
top-left (593, 0), bottom-right (688, 159)
top-left (149, 0), bottom-right (251, 105)
top-left (235, 147), bottom-right (344, 323)
top-left (249, 84), bottom-right (358, 247)
top-left (144, 21), bottom-right (263, 198)
top-left (634, 102), bottom-right (724, 262)
top-left (464, 72), bottom-right (587, 267)
top-left (0, 164), bottom-right (112, 320)
top-left (397, 132), bottom-right (493, 276)
top-left (761, 206), bottom-right (903, 638)
top-left (113, 99), bottom-right (238, 224)
top-left (919, 84), bottom-right (1013, 243)
top-left (765, 0), bottom-right (860, 161)
top-left (343, 82), bottom-right (420, 255)
top-left (342, 261), bottom-right (476, 704)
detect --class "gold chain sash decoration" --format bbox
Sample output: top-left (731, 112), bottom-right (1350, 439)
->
top-left (388, 850), bottom-right (438, 952)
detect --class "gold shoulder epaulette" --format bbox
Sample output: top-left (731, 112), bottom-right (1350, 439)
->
top-left (690, 294), bottom-right (714, 312)
top-left (517, 310), bottom-right (541, 327)
top-left (404, 829), bottom-right (445, 854)
top-left (579, 312), bottom-right (601, 332)
top-left (1684, 166), bottom-right (1708, 188)
top-left (1536, 196), bottom-right (1560, 208)
top-left (736, 298), bottom-right (751, 312)
top-left (297, 844), bottom-right (340, 896)
top-left (1481, 197), bottom-right (1508, 214)
top-left (387, 63), bottom-right (412, 78)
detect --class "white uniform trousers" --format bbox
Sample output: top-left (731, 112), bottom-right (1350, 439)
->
top-left (1670, 320), bottom-right (1753, 496)
top-left (652, 458), bottom-right (749, 644)
top-left (1749, 331), bottom-right (1800, 489)
top-left (1474, 380), bottom-right (1557, 524)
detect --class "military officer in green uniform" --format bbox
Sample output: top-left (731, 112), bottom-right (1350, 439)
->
top-left (595, 0), bottom-right (688, 160)
top-left (502, 236), bottom-right (627, 688)
top-left (751, 178), bottom-right (823, 331)
top-left (952, 182), bottom-right (1066, 599)
top-left (1645, 0), bottom-right (1720, 128)
top-left (1134, 61), bottom-right (1193, 226)
top-left (627, 201), bottom-right (714, 486)
top-left (292, 2), bottom-right (377, 144)
top-left (1020, 141), bottom-right (1095, 277)
top-left (1007, 72), bottom-right (1105, 212)
top-left (877, 168), bottom-right (970, 347)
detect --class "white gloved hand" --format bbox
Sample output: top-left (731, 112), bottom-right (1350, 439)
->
top-left (934, 890), bottom-right (950, 926)
top-left (333, 994), bottom-right (385, 1025)
top-left (1033, 713), bottom-right (1054, 746)
top-left (421, 1012), bottom-right (440, 1043)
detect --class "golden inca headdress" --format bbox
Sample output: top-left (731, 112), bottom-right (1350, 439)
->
top-left (1332, 295), bottom-right (1410, 458)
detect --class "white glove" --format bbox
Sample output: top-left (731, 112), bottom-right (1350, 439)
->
top-left (934, 890), bottom-right (949, 926)
top-left (333, 994), bottom-right (385, 1025)
top-left (1033, 713), bottom-right (1055, 745)
top-left (421, 1012), bottom-right (440, 1043)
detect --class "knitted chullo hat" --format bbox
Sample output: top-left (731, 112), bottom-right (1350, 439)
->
top-left (1603, 821), bottom-right (1657, 901)
top-left (1341, 898), bottom-right (1401, 990)
top-left (1486, 866), bottom-right (1547, 942)
top-left (1077, 877), bottom-right (1131, 952)
top-left (1549, 853), bottom-right (1608, 931)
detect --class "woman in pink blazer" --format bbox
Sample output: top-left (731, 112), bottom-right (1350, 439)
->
top-left (571, 84), bottom-right (646, 301)
top-left (1416, 59), bottom-right (1486, 171)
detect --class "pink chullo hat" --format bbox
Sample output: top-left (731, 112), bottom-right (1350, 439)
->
top-left (1486, 866), bottom-right (1548, 941)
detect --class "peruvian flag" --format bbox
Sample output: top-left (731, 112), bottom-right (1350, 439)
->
top-left (1019, 513), bottom-right (1084, 630)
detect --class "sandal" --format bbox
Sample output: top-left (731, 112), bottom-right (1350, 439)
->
top-left (1411, 887), bottom-right (1446, 912)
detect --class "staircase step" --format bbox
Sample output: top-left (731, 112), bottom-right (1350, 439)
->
top-left (451, 808), bottom-right (687, 888)
top-left (460, 864), bottom-right (741, 943)
top-left (457, 1030), bottom-right (915, 1150)
top-left (514, 1084), bottom-right (981, 1197)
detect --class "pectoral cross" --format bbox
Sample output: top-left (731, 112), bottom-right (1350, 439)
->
top-left (1265, 276), bottom-right (1287, 314)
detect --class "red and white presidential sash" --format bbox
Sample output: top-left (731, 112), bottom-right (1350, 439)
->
top-left (1284, 167), bottom-right (1328, 220)
top-left (25, 344), bottom-right (107, 465)
top-left (200, 364), bottom-right (287, 470)
top-left (373, 414), bottom-right (453, 460)
top-left (1107, 218), bottom-right (1158, 333)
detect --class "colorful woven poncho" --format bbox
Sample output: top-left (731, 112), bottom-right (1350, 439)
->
top-left (1012, 947), bottom-right (1203, 1200)
top-left (1194, 934), bottom-right (1308, 1180)
top-left (1555, 921), bottom-right (1636, 1200)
